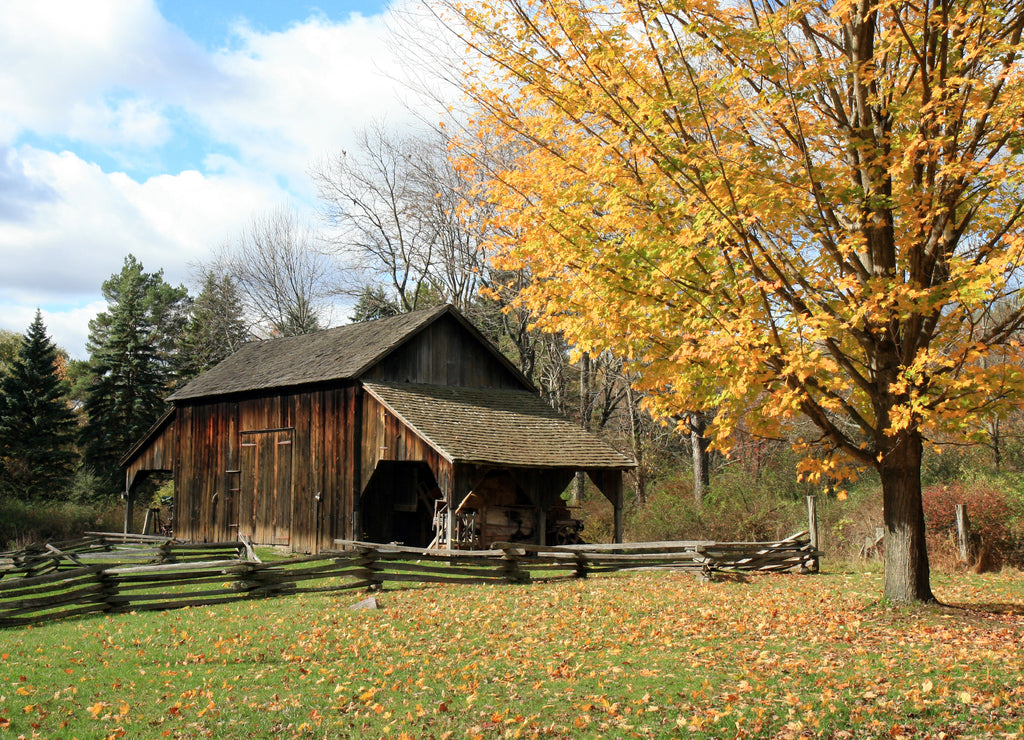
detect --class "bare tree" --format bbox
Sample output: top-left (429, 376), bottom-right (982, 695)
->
top-left (314, 122), bottom-right (485, 312)
top-left (215, 208), bottom-right (334, 337)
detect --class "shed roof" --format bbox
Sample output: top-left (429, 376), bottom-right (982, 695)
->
top-left (169, 304), bottom-right (529, 401)
top-left (363, 381), bottom-right (635, 469)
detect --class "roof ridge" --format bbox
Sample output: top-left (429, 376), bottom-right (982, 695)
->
top-left (169, 304), bottom-right (456, 401)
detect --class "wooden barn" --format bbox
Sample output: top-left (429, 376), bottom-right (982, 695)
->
top-left (121, 304), bottom-right (634, 553)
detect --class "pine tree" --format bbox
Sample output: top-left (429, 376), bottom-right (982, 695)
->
top-left (0, 311), bottom-right (79, 500)
top-left (82, 255), bottom-right (189, 494)
top-left (351, 286), bottom-right (402, 322)
top-left (179, 270), bottom-right (251, 381)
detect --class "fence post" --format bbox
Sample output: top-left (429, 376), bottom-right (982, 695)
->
top-left (99, 567), bottom-right (121, 613)
top-left (955, 504), bottom-right (974, 565)
top-left (806, 495), bottom-right (820, 573)
top-left (574, 551), bottom-right (589, 579)
top-left (498, 545), bottom-right (530, 584)
top-left (355, 545), bottom-right (384, 591)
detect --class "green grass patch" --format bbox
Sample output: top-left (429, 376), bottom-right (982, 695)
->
top-left (1, 568), bottom-right (1022, 738)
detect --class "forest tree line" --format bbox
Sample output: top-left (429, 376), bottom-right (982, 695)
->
top-left (0, 124), bottom-right (696, 508)
top-left (2, 117), bottom-right (1023, 522)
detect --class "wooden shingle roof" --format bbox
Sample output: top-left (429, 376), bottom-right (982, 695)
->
top-left (363, 381), bottom-right (635, 469)
top-left (169, 304), bottom-right (526, 401)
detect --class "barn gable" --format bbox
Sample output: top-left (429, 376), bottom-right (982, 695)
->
top-left (168, 304), bottom-right (530, 401)
top-left (123, 304), bottom-right (633, 552)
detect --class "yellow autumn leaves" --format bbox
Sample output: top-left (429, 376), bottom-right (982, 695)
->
top-left (438, 0), bottom-right (1024, 489)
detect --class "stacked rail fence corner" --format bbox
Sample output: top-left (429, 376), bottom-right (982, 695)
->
top-left (2, 532), bottom-right (820, 628)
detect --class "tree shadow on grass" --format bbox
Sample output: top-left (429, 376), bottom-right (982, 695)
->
top-left (933, 600), bottom-right (1023, 626)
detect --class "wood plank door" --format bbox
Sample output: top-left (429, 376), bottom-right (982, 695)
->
top-left (240, 429), bottom-right (294, 545)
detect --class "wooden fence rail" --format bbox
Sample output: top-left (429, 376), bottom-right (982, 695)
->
top-left (1, 532), bottom-right (818, 628)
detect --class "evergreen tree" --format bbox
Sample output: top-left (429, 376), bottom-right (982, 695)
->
top-left (275, 297), bottom-right (321, 336)
top-left (351, 286), bottom-right (402, 322)
top-left (82, 255), bottom-right (189, 494)
top-left (180, 270), bottom-right (251, 381)
top-left (0, 311), bottom-right (79, 500)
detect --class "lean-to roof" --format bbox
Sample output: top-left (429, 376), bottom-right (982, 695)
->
top-left (363, 381), bottom-right (635, 469)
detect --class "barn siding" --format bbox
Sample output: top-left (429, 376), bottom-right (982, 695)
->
top-left (173, 385), bottom-right (358, 553)
top-left (361, 393), bottom-right (453, 506)
top-left (362, 314), bottom-right (524, 389)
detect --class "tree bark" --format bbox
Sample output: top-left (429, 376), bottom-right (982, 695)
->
top-left (626, 383), bottom-right (646, 504)
top-left (879, 431), bottom-right (934, 603)
top-left (572, 352), bottom-right (593, 505)
top-left (689, 411), bottom-right (710, 503)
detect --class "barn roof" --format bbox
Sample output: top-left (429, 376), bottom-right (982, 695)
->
top-left (363, 381), bottom-right (635, 469)
top-left (169, 304), bottom-right (529, 401)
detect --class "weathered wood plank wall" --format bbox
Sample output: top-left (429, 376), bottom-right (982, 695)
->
top-left (361, 316), bottom-right (525, 389)
top-left (175, 385), bottom-right (359, 553)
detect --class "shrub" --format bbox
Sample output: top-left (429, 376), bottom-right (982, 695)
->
top-left (921, 478), bottom-right (1021, 568)
top-left (0, 498), bottom-right (121, 550)
top-left (626, 474), bottom-right (704, 542)
top-left (814, 483), bottom-right (885, 561)
top-left (620, 469), bottom-right (808, 544)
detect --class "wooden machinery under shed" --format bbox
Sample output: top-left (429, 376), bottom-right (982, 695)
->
top-left (121, 305), bottom-right (634, 553)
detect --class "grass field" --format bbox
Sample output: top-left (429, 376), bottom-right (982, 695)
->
top-left (1, 566), bottom-right (1022, 739)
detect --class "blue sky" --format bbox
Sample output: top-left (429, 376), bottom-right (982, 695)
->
top-left (0, 0), bottom-right (432, 357)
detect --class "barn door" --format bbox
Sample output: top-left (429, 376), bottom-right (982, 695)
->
top-left (239, 429), bottom-right (294, 545)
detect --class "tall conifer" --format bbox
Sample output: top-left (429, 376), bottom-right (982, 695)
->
top-left (179, 270), bottom-right (250, 381)
top-left (0, 311), bottom-right (78, 500)
top-left (81, 255), bottom-right (189, 494)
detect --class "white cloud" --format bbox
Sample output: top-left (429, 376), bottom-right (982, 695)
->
top-left (0, 0), bottom-right (445, 359)
top-left (0, 145), bottom-right (287, 341)
top-left (0, 301), bottom-right (109, 361)
top-left (67, 97), bottom-right (173, 149)
top-left (0, 1), bottom-right (415, 187)
top-left (0, 0), bottom-right (208, 144)
top-left (198, 13), bottom-right (415, 195)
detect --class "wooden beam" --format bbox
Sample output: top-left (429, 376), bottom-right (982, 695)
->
top-left (587, 469), bottom-right (624, 543)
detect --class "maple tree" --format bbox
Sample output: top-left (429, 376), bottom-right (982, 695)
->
top-left (433, 0), bottom-right (1024, 602)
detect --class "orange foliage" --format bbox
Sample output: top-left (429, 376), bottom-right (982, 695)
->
top-left (437, 0), bottom-right (1024, 599)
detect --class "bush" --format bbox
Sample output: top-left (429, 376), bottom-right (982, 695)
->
top-left (620, 469), bottom-right (809, 544)
top-left (0, 498), bottom-right (121, 550)
top-left (626, 474), bottom-right (703, 542)
top-left (815, 483), bottom-right (884, 561)
top-left (921, 478), bottom-right (1022, 569)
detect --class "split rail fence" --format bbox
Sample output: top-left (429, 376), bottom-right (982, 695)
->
top-left (1, 532), bottom-right (819, 628)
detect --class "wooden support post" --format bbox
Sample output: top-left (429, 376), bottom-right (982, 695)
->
top-left (586, 469), bottom-right (625, 543)
top-left (613, 493), bottom-right (623, 544)
top-left (445, 494), bottom-right (454, 551)
top-left (537, 503), bottom-right (546, 547)
top-left (123, 472), bottom-right (134, 535)
top-left (806, 495), bottom-right (819, 573)
top-left (956, 504), bottom-right (973, 565)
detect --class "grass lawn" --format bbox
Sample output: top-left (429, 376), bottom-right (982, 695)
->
top-left (1, 566), bottom-right (1021, 739)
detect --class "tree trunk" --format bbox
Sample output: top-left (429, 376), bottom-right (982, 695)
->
top-left (626, 383), bottom-right (646, 504)
top-left (879, 431), bottom-right (934, 604)
top-left (689, 411), bottom-right (710, 503)
top-left (572, 352), bottom-right (593, 505)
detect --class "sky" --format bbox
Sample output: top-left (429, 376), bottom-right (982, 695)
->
top-left (0, 0), bottom-right (433, 358)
